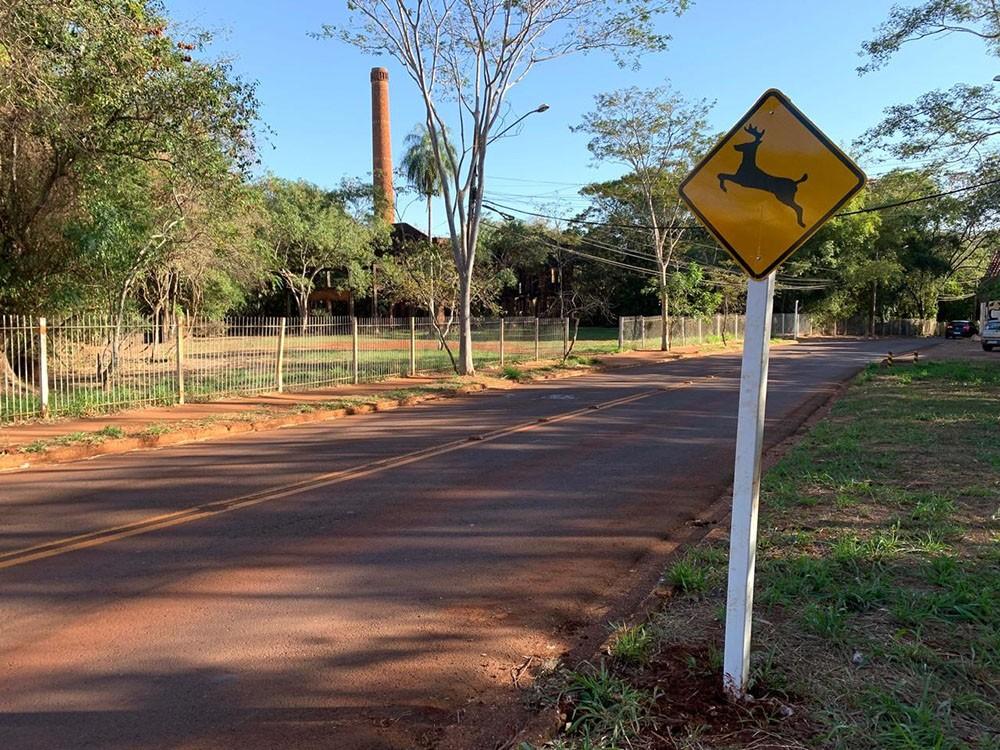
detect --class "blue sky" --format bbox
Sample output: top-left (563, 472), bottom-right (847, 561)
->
top-left (166, 1), bottom-right (994, 233)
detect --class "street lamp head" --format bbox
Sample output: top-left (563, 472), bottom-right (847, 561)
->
top-left (536, 103), bottom-right (550, 113)
top-left (994, 75), bottom-right (1000, 82)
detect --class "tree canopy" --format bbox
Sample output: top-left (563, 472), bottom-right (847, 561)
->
top-left (0, 0), bottom-right (261, 316)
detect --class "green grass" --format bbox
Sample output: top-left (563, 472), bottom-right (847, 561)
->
top-left (18, 424), bottom-right (128, 453)
top-left (666, 558), bottom-right (710, 595)
top-left (665, 545), bottom-right (728, 596)
top-left (500, 364), bottom-right (527, 381)
top-left (608, 623), bottom-right (655, 666)
top-left (534, 358), bottom-right (1000, 749)
top-left (748, 360), bottom-right (999, 747)
top-left (553, 663), bottom-right (657, 747)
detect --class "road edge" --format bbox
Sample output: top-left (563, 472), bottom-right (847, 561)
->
top-left (495, 340), bottom-right (942, 749)
top-left (0, 341), bottom-right (781, 473)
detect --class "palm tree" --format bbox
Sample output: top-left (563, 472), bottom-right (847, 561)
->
top-left (400, 124), bottom-right (455, 319)
top-left (403, 125), bottom-right (461, 239)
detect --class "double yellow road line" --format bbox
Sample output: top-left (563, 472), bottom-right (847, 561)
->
top-left (0, 384), bottom-right (680, 572)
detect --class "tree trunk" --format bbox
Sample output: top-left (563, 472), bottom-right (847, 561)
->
top-left (660, 263), bottom-right (670, 351)
top-left (457, 270), bottom-right (474, 375)
top-left (427, 196), bottom-right (433, 249)
top-left (870, 282), bottom-right (877, 339)
top-left (1, 330), bottom-right (35, 394)
top-left (297, 295), bottom-right (309, 333)
top-left (721, 299), bottom-right (729, 346)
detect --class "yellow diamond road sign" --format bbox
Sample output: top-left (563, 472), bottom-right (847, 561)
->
top-left (679, 89), bottom-right (866, 280)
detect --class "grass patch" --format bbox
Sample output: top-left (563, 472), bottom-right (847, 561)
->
top-left (666, 558), bottom-right (710, 596)
top-left (608, 623), bottom-right (655, 666)
top-left (17, 424), bottom-right (128, 453)
top-left (552, 663), bottom-right (657, 747)
top-left (536, 358), bottom-right (1000, 749)
top-left (500, 364), bottom-right (527, 381)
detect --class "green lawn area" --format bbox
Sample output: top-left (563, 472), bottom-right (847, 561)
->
top-left (527, 358), bottom-right (1000, 750)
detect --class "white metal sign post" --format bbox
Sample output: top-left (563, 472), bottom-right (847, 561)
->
top-left (678, 89), bottom-right (867, 699)
top-left (722, 273), bottom-right (775, 697)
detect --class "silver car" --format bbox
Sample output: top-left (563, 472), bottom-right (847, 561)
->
top-left (983, 319), bottom-right (1000, 352)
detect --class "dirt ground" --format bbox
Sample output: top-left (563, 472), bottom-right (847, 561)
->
top-left (0, 342), bottom-right (758, 456)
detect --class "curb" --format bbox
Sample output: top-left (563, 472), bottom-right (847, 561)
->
top-left (0, 342), bottom-right (761, 474)
top-left (503, 338), bottom-right (943, 748)
top-left (0, 383), bottom-right (491, 473)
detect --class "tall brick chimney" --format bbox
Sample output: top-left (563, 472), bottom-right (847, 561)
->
top-left (370, 67), bottom-right (394, 223)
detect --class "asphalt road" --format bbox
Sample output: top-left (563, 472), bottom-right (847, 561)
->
top-left (0, 339), bottom-right (921, 749)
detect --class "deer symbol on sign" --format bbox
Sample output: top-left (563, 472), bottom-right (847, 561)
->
top-left (718, 125), bottom-right (808, 228)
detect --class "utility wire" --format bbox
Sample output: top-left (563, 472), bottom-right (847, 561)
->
top-left (836, 176), bottom-right (1000, 216)
top-left (484, 198), bottom-right (701, 232)
top-left (483, 156), bottom-right (951, 193)
top-left (527, 228), bottom-right (834, 290)
top-left (485, 174), bottom-right (1000, 234)
top-left (485, 202), bottom-right (834, 286)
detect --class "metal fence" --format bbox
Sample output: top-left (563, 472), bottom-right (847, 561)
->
top-left (0, 314), bottom-right (569, 424)
top-left (619, 314), bottom-right (748, 349)
top-left (618, 313), bottom-right (942, 350)
top-left (813, 317), bottom-right (944, 337)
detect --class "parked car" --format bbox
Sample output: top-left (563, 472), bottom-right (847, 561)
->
top-left (945, 320), bottom-right (977, 338)
top-left (982, 319), bottom-right (1000, 352)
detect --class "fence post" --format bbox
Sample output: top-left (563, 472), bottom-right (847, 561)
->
top-left (275, 317), bottom-right (287, 392)
top-left (38, 317), bottom-right (50, 418)
top-left (618, 317), bottom-right (625, 352)
top-left (409, 316), bottom-right (416, 376)
top-left (640, 315), bottom-right (646, 349)
top-left (352, 317), bottom-right (359, 385)
top-left (175, 317), bottom-right (185, 405)
top-left (499, 318), bottom-right (505, 367)
top-left (562, 317), bottom-right (569, 359)
top-left (534, 317), bottom-right (540, 360)
top-left (698, 317), bottom-right (703, 343)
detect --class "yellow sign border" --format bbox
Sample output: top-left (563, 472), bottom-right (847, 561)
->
top-left (679, 88), bottom-right (867, 280)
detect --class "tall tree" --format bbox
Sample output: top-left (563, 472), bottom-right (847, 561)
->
top-left (860, 1), bottom-right (1000, 164)
top-left (325, 0), bottom-right (688, 374)
top-left (573, 84), bottom-right (711, 349)
top-left (399, 125), bottom-right (457, 319)
top-left (0, 0), bottom-right (260, 313)
top-left (399, 125), bottom-right (455, 246)
top-left (260, 178), bottom-right (384, 325)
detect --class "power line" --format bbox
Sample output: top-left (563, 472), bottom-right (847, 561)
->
top-left (523, 225), bottom-right (834, 290)
top-left (485, 174), bottom-right (1000, 234)
top-left (483, 198), bottom-right (702, 232)
top-left (485, 156), bottom-right (950, 193)
top-left (837, 176), bottom-right (1000, 216)
top-left (484, 202), bottom-right (832, 281)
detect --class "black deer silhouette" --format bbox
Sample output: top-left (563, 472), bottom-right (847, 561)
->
top-left (718, 125), bottom-right (808, 228)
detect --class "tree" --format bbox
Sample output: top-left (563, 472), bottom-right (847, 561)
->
top-left (0, 0), bottom-right (260, 314)
top-left (325, 0), bottom-right (688, 374)
top-left (860, 1), bottom-right (1000, 164)
top-left (260, 178), bottom-right (384, 325)
top-left (400, 125), bottom-right (455, 246)
top-left (573, 84), bottom-right (711, 349)
top-left (399, 125), bottom-right (457, 319)
top-left (784, 169), bottom-right (997, 331)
